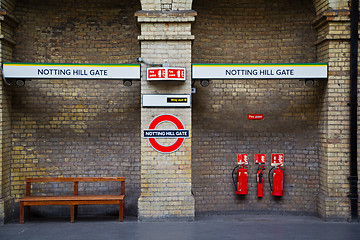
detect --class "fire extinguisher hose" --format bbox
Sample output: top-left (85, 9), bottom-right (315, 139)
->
top-left (258, 165), bottom-right (265, 184)
top-left (268, 166), bottom-right (276, 191)
top-left (232, 165), bottom-right (240, 192)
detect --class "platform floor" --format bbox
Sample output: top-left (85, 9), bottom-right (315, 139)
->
top-left (0, 214), bottom-right (359, 240)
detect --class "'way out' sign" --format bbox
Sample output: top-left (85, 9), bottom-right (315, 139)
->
top-left (2, 63), bottom-right (141, 79)
top-left (192, 63), bottom-right (328, 79)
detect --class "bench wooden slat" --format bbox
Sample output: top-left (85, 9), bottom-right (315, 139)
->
top-left (27, 177), bottom-right (125, 182)
top-left (23, 200), bottom-right (123, 206)
top-left (22, 195), bottom-right (124, 201)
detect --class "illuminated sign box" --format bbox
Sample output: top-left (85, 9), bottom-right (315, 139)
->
top-left (146, 67), bottom-right (186, 81)
top-left (142, 94), bottom-right (191, 107)
top-left (192, 63), bottom-right (328, 79)
top-left (2, 63), bottom-right (141, 79)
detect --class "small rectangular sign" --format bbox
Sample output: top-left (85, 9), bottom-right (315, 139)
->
top-left (2, 63), bottom-right (141, 79)
top-left (168, 68), bottom-right (185, 79)
top-left (146, 67), bottom-right (186, 81)
top-left (271, 153), bottom-right (284, 166)
top-left (147, 68), bottom-right (166, 79)
top-left (255, 154), bottom-right (266, 164)
top-left (167, 97), bottom-right (188, 103)
top-left (142, 94), bottom-right (191, 107)
top-left (238, 154), bottom-right (249, 165)
top-left (192, 63), bottom-right (328, 79)
top-left (248, 114), bottom-right (263, 120)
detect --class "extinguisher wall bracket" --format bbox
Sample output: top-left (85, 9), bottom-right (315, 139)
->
top-left (258, 164), bottom-right (266, 171)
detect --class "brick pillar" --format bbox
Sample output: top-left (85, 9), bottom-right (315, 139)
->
top-left (313, 10), bottom-right (358, 220)
top-left (0, 1), bottom-right (18, 224)
top-left (135, 10), bottom-right (196, 221)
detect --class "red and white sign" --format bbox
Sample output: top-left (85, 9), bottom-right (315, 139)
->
top-left (248, 114), bottom-right (263, 120)
top-left (146, 67), bottom-right (186, 81)
top-left (143, 114), bottom-right (189, 154)
top-left (168, 68), bottom-right (185, 79)
top-left (238, 154), bottom-right (249, 165)
top-left (271, 153), bottom-right (284, 166)
top-left (147, 68), bottom-right (166, 79)
top-left (255, 154), bottom-right (266, 164)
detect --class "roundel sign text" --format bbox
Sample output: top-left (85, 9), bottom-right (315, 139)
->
top-left (143, 114), bottom-right (190, 153)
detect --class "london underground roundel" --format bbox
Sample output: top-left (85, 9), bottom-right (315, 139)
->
top-left (143, 114), bottom-right (190, 154)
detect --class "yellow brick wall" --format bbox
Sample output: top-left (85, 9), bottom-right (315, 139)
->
top-left (314, 8), bottom-right (360, 220)
top-left (192, 0), bottom-right (320, 215)
top-left (1, 0), bottom-right (359, 222)
top-left (0, 0), bottom-right (17, 224)
top-left (8, 0), bottom-right (142, 219)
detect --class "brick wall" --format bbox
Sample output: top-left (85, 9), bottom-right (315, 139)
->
top-left (0, 0), bottom-right (17, 224)
top-left (10, 0), bottom-right (141, 217)
top-left (0, 78), bottom-right (12, 223)
top-left (191, 0), bottom-right (321, 215)
top-left (313, 0), bottom-right (349, 15)
top-left (314, 8), bottom-right (360, 220)
top-left (1, 0), bottom-right (358, 222)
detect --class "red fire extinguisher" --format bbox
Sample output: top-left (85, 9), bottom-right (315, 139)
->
top-left (232, 164), bottom-right (248, 195)
top-left (256, 165), bottom-right (266, 197)
top-left (269, 165), bottom-right (284, 196)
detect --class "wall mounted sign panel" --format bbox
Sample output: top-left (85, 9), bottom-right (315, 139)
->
top-left (147, 67), bottom-right (186, 81)
top-left (143, 114), bottom-right (190, 154)
top-left (142, 94), bottom-right (191, 107)
top-left (238, 154), bottom-right (249, 165)
top-left (2, 63), bottom-right (141, 79)
top-left (254, 154), bottom-right (266, 164)
top-left (248, 114), bottom-right (264, 120)
top-left (271, 153), bottom-right (284, 167)
top-left (192, 63), bottom-right (328, 79)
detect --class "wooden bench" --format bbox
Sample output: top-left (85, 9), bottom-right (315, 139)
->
top-left (19, 177), bottom-right (125, 223)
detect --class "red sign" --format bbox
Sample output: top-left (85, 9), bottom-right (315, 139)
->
top-left (271, 153), bottom-right (284, 166)
top-left (145, 115), bottom-right (189, 154)
top-left (147, 69), bottom-right (166, 79)
top-left (238, 154), bottom-right (249, 165)
top-left (147, 67), bottom-right (186, 81)
top-left (168, 69), bottom-right (185, 79)
top-left (254, 154), bottom-right (266, 164)
top-left (248, 114), bottom-right (263, 120)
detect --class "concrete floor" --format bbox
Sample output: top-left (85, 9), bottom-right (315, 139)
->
top-left (0, 214), bottom-right (359, 240)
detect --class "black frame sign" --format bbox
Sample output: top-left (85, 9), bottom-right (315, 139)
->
top-left (142, 94), bottom-right (191, 108)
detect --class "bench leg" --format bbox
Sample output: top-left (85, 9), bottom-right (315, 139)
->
top-left (70, 205), bottom-right (75, 223)
top-left (119, 201), bottom-right (123, 222)
top-left (20, 202), bottom-right (24, 224)
top-left (74, 205), bottom-right (78, 219)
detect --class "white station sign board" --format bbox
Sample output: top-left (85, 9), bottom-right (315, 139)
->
top-left (2, 63), bottom-right (141, 79)
top-left (192, 63), bottom-right (328, 79)
top-left (147, 67), bottom-right (186, 81)
top-left (143, 94), bottom-right (191, 107)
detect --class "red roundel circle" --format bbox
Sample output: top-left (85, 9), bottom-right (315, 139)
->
top-left (147, 114), bottom-right (186, 153)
